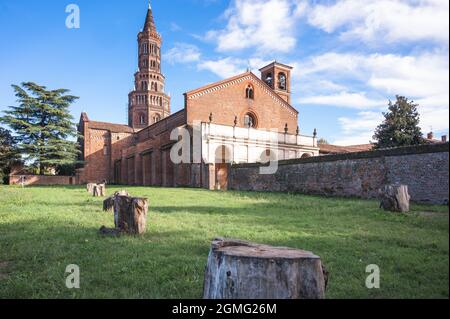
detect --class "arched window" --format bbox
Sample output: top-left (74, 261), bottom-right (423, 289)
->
top-left (245, 85), bottom-right (254, 99)
top-left (265, 73), bottom-right (273, 86)
top-left (278, 73), bottom-right (287, 90)
top-left (153, 114), bottom-right (161, 124)
top-left (244, 113), bottom-right (257, 128)
top-left (142, 43), bottom-right (148, 54)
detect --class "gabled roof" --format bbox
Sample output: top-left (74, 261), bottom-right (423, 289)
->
top-left (184, 71), bottom-right (299, 115)
top-left (88, 121), bottom-right (135, 134)
top-left (79, 112), bottom-right (135, 133)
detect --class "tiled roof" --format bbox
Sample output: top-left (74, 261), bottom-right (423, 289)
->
top-left (319, 143), bottom-right (374, 154)
top-left (88, 121), bottom-right (135, 133)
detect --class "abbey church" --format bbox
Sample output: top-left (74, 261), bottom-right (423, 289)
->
top-left (77, 4), bottom-right (319, 189)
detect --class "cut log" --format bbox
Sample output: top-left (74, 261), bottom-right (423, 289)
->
top-left (203, 238), bottom-right (327, 299)
top-left (379, 184), bottom-right (410, 212)
top-left (93, 184), bottom-right (106, 197)
top-left (115, 196), bottom-right (148, 234)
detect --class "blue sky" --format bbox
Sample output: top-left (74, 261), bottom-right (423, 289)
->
top-left (0, 0), bottom-right (448, 145)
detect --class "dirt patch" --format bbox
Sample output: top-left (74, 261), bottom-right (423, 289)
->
top-left (0, 261), bottom-right (11, 280)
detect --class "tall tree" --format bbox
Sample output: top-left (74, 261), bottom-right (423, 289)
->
top-left (0, 127), bottom-right (20, 183)
top-left (0, 82), bottom-right (80, 175)
top-left (373, 96), bottom-right (424, 149)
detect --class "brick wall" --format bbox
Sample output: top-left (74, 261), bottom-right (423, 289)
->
top-left (185, 73), bottom-right (298, 134)
top-left (9, 175), bottom-right (77, 186)
top-left (229, 143), bottom-right (449, 204)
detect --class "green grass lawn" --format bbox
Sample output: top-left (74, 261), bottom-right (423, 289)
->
top-left (0, 185), bottom-right (448, 299)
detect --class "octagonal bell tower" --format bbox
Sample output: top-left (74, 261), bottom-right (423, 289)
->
top-left (128, 2), bottom-right (171, 129)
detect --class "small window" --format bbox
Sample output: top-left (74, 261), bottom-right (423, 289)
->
top-left (245, 85), bottom-right (254, 99)
top-left (139, 114), bottom-right (146, 125)
top-left (265, 73), bottom-right (273, 86)
top-left (103, 145), bottom-right (108, 156)
top-left (278, 73), bottom-right (287, 90)
top-left (244, 113), bottom-right (257, 128)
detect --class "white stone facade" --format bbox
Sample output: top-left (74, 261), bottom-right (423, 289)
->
top-left (201, 123), bottom-right (319, 164)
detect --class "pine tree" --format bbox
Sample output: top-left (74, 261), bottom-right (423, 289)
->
top-left (373, 96), bottom-right (424, 149)
top-left (0, 127), bottom-right (20, 183)
top-left (0, 82), bottom-right (80, 175)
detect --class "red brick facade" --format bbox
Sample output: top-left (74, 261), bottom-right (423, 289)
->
top-left (76, 6), bottom-right (310, 188)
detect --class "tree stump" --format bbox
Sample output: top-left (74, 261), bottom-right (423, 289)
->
top-left (379, 184), bottom-right (410, 212)
top-left (103, 191), bottom-right (130, 212)
top-left (99, 195), bottom-right (148, 236)
top-left (93, 184), bottom-right (106, 197)
top-left (203, 238), bottom-right (327, 299)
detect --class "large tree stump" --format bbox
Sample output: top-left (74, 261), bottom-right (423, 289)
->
top-left (379, 184), bottom-right (410, 212)
top-left (93, 184), bottom-right (106, 197)
top-left (114, 196), bottom-right (148, 235)
top-left (203, 238), bottom-right (327, 299)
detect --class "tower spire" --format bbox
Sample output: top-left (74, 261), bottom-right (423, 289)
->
top-left (144, 1), bottom-right (156, 32)
top-left (128, 2), bottom-right (170, 129)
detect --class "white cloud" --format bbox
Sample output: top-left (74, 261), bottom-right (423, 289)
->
top-left (307, 0), bottom-right (449, 45)
top-left (296, 50), bottom-right (449, 144)
top-left (164, 43), bottom-right (201, 64)
top-left (334, 111), bottom-right (383, 145)
top-left (205, 0), bottom-right (298, 53)
top-left (205, 0), bottom-right (449, 55)
top-left (300, 92), bottom-right (386, 109)
top-left (338, 111), bottom-right (383, 134)
top-left (197, 57), bottom-right (245, 78)
top-left (197, 57), bottom-right (272, 78)
top-left (297, 51), bottom-right (449, 105)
